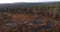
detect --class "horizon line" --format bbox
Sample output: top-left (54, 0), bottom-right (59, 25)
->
top-left (0, 1), bottom-right (60, 4)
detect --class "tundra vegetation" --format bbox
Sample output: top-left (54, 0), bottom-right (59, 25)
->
top-left (0, 2), bottom-right (60, 32)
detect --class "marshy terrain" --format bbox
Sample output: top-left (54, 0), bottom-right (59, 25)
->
top-left (0, 2), bottom-right (60, 32)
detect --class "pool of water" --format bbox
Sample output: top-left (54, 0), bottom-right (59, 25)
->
top-left (5, 22), bottom-right (17, 27)
top-left (30, 18), bottom-right (43, 25)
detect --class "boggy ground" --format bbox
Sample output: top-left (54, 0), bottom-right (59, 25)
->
top-left (0, 12), bottom-right (60, 32)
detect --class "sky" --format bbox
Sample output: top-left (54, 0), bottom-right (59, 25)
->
top-left (0, 0), bottom-right (60, 3)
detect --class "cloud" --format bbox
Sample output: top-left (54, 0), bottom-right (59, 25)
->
top-left (0, 0), bottom-right (60, 3)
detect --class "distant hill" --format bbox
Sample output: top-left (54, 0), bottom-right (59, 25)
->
top-left (0, 2), bottom-right (59, 8)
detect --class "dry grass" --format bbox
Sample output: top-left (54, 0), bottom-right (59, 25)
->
top-left (0, 12), bottom-right (60, 32)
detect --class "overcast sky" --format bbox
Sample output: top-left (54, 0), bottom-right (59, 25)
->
top-left (0, 0), bottom-right (60, 3)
